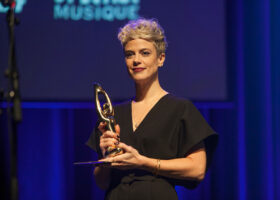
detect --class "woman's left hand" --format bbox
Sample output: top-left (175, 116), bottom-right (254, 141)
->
top-left (99, 142), bottom-right (145, 170)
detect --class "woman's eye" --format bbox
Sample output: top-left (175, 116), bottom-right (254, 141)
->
top-left (142, 51), bottom-right (151, 56)
top-left (125, 52), bottom-right (133, 58)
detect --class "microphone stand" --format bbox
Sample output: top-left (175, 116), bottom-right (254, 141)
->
top-left (1, 1), bottom-right (22, 200)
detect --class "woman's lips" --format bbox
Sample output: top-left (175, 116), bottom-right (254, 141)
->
top-left (132, 68), bottom-right (145, 72)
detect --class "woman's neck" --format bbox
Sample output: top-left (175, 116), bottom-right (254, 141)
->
top-left (134, 77), bottom-right (167, 103)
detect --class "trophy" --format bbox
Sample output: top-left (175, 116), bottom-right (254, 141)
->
top-left (73, 83), bottom-right (123, 166)
top-left (94, 83), bottom-right (123, 157)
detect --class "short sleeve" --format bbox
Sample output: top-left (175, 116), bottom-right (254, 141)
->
top-left (178, 101), bottom-right (218, 170)
top-left (170, 101), bottom-right (218, 189)
top-left (86, 121), bottom-right (103, 159)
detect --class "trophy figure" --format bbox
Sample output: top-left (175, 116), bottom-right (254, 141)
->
top-left (94, 83), bottom-right (123, 157)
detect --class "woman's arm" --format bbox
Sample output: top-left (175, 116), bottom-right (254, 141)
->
top-left (93, 123), bottom-right (120, 190)
top-left (101, 142), bottom-right (206, 182)
top-left (141, 142), bottom-right (206, 181)
top-left (93, 167), bottom-right (111, 190)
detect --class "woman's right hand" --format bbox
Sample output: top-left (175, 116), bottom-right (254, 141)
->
top-left (98, 122), bottom-right (120, 158)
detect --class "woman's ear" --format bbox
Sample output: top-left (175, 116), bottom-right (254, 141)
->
top-left (158, 53), bottom-right (166, 67)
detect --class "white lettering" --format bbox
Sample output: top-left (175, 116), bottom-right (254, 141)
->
top-left (94, 6), bottom-right (102, 20)
top-left (83, 6), bottom-right (94, 20)
top-left (70, 5), bottom-right (83, 20)
top-left (102, 5), bottom-right (114, 21)
top-left (53, 0), bottom-right (140, 21)
top-left (102, 0), bottom-right (110, 5)
top-left (114, 6), bottom-right (126, 20)
top-left (54, 4), bottom-right (70, 20)
top-left (54, 0), bottom-right (65, 3)
top-left (127, 4), bottom-right (139, 19)
top-left (79, 0), bottom-right (91, 5)
top-left (92, 0), bottom-right (102, 5)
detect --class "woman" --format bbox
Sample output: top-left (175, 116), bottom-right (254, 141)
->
top-left (87, 18), bottom-right (218, 200)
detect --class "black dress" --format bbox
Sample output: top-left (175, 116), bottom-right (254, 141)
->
top-left (86, 94), bottom-right (218, 200)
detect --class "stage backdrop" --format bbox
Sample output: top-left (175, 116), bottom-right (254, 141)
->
top-left (0, 0), bottom-right (226, 101)
top-left (1, 0), bottom-right (280, 200)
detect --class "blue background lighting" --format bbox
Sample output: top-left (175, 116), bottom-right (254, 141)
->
top-left (0, 0), bottom-right (280, 200)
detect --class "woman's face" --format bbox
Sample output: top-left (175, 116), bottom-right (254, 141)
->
top-left (124, 39), bottom-right (165, 83)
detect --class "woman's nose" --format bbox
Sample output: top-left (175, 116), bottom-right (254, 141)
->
top-left (133, 54), bottom-right (141, 66)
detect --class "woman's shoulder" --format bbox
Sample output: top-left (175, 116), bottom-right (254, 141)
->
top-left (164, 93), bottom-right (194, 108)
top-left (163, 94), bottom-right (203, 119)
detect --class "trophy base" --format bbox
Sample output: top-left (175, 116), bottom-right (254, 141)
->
top-left (73, 161), bottom-right (111, 166)
top-left (74, 147), bottom-right (123, 167)
top-left (106, 147), bottom-right (123, 157)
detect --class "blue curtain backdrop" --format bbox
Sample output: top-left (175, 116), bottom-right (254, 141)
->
top-left (0, 0), bottom-right (280, 200)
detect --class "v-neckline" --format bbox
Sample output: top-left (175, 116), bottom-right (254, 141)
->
top-left (129, 94), bottom-right (169, 133)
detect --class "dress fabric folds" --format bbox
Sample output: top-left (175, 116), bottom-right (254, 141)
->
top-left (87, 94), bottom-right (218, 200)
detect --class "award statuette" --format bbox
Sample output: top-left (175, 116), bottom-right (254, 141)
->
top-left (73, 83), bottom-right (123, 166)
top-left (94, 83), bottom-right (123, 157)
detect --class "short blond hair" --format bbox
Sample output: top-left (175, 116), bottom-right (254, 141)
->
top-left (118, 18), bottom-right (167, 55)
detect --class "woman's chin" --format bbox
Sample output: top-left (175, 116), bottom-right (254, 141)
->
top-left (129, 74), bottom-right (146, 82)
top-left (131, 77), bottom-right (158, 86)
